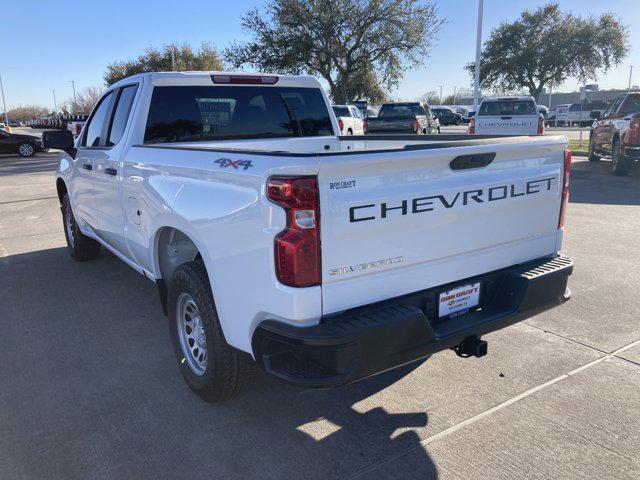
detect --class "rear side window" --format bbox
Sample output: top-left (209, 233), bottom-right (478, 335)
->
top-left (379, 104), bottom-right (426, 117)
top-left (107, 85), bottom-right (138, 146)
top-left (82, 91), bottom-right (114, 147)
top-left (478, 100), bottom-right (537, 116)
top-left (144, 85), bottom-right (333, 143)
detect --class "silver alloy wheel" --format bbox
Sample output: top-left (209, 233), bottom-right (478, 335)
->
top-left (19, 143), bottom-right (34, 156)
top-left (176, 292), bottom-right (208, 376)
top-left (65, 203), bottom-right (75, 248)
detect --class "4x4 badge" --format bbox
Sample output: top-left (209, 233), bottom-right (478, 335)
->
top-left (215, 158), bottom-right (253, 170)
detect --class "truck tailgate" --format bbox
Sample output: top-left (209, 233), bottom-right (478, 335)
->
top-left (318, 137), bottom-right (566, 315)
top-left (475, 115), bottom-right (539, 135)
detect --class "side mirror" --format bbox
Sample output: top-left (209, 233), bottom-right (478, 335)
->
top-left (590, 111), bottom-right (601, 119)
top-left (42, 130), bottom-right (76, 156)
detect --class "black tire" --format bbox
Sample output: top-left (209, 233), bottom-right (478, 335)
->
top-left (587, 135), bottom-right (600, 162)
top-left (17, 142), bottom-right (35, 157)
top-left (61, 194), bottom-right (101, 261)
top-left (611, 137), bottom-right (630, 176)
top-left (455, 118), bottom-right (461, 126)
top-left (347, 129), bottom-right (353, 135)
top-left (168, 261), bottom-right (255, 402)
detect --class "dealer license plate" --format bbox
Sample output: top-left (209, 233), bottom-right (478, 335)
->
top-left (438, 282), bottom-right (481, 318)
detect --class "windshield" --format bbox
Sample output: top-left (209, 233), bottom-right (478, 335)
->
top-left (478, 100), bottom-right (537, 116)
top-left (144, 85), bottom-right (333, 143)
top-left (378, 104), bottom-right (425, 117)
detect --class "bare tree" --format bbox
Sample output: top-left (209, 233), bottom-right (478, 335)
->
top-left (63, 86), bottom-right (104, 114)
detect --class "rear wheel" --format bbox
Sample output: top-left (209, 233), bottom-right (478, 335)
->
top-left (347, 129), bottom-right (353, 135)
top-left (455, 118), bottom-right (461, 126)
top-left (611, 137), bottom-right (630, 176)
top-left (587, 135), bottom-right (600, 162)
top-left (168, 261), bottom-right (255, 402)
top-left (17, 143), bottom-right (35, 157)
top-left (61, 194), bottom-right (101, 261)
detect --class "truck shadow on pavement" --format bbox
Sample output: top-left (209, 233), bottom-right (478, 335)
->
top-left (0, 246), bottom-right (439, 479)
top-left (569, 159), bottom-right (640, 206)
top-left (0, 153), bottom-right (59, 176)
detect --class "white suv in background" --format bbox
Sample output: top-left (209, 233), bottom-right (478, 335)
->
top-left (332, 105), bottom-right (366, 135)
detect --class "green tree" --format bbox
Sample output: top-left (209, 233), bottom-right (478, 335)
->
top-left (465, 3), bottom-right (628, 99)
top-left (225, 0), bottom-right (444, 104)
top-left (104, 43), bottom-right (223, 86)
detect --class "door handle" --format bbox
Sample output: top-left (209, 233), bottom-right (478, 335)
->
top-left (82, 163), bottom-right (92, 171)
top-left (105, 167), bottom-right (117, 176)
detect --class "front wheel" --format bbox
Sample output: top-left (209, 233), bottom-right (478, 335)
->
top-left (61, 194), bottom-right (101, 261)
top-left (455, 118), bottom-right (461, 126)
top-left (168, 261), bottom-right (255, 402)
top-left (588, 135), bottom-right (600, 162)
top-left (611, 138), bottom-right (630, 176)
top-left (18, 143), bottom-right (35, 157)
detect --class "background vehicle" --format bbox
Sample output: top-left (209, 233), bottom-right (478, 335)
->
top-left (565, 101), bottom-right (608, 127)
top-left (366, 102), bottom-right (439, 134)
top-left (332, 105), bottom-right (365, 135)
top-left (470, 96), bottom-right (544, 135)
top-left (537, 105), bottom-right (549, 117)
top-left (0, 128), bottom-right (42, 156)
top-left (588, 92), bottom-right (640, 176)
top-left (67, 120), bottom-right (87, 137)
top-left (46, 71), bottom-right (572, 402)
top-left (431, 106), bottom-right (463, 126)
top-left (452, 105), bottom-right (472, 123)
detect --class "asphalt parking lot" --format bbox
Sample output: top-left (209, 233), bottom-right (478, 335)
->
top-left (1, 148), bottom-right (639, 479)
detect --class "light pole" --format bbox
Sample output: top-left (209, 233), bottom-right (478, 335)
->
top-left (629, 66), bottom-right (634, 92)
top-left (0, 73), bottom-right (8, 126)
top-left (69, 80), bottom-right (77, 106)
top-left (51, 89), bottom-right (58, 114)
top-left (472, 0), bottom-right (484, 112)
top-left (439, 85), bottom-right (443, 104)
top-left (453, 86), bottom-right (457, 105)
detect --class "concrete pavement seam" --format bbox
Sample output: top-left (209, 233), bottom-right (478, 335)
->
top-left (341, 338), bottom-right (640, 480)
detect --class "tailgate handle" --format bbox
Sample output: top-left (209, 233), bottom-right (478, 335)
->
top-left (501, 116), bottom-right (512, 120)
top-left (450, 153), bottom-right (496, 171)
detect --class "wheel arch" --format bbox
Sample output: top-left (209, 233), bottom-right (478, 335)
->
top-left (56, 177), bottom-right (68, 204)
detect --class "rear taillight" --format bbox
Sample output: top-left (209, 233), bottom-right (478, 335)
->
top-left (338, 118), bottom-right (344, 134)
top-left (630, 113), bottom-right (640, 144)
top-left (267, 177), bottom-right (320, 287)
top-left (537, 114), bottom-right (544, 135)
top-left (469, 116), bottom-right (475, 135)
top-left (363, 120), bottom-right (367, 133)
top-left (558, 149), bottom-right (571, 228)
top-left (76, 123), bottom-right (81, 134)
top-left (413, 118), bottom-right (419, 132)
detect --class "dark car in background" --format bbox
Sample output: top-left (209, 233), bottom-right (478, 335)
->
top-left (0, 129), bottom-right (42, 157)
top-left (431, 106), bottom-right (463, 126)
top-left (366, 102), bottom-right (439, 134)
top-left (588, 92), bottom-right (640, 176)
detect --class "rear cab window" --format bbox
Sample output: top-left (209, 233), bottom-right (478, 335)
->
top-left (144, 85), bottom-right (333, 143)
top-left (332, 106), bottom-right (350, 117)
top-left (478, 99), bottom-right (537, 116)
top-left (619, 94), bottom-right (640, 115)
top-left (379, 104), bottom-right (426, 117)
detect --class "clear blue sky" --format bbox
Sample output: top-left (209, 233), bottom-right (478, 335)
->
top-left (1, 0), bottom-right (638, 110)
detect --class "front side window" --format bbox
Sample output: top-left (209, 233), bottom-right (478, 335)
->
top-left (82, 91), bottom-right (114, 147)
top-left (478, 100), bottom-right (537, 116)
top-left (144, 85), bottom-right (333, 144)
top-left (107, 85), bottom-right (138, 146)
top-left (605, 96), bottom-right (624, 117)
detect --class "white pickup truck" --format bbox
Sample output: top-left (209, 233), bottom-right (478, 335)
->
top-left (44, 72), bottom-right (573, 402)
top-left (470, 96), bottom-right (544, 135)
top-left (332, 105), bottom-right (366, 135)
